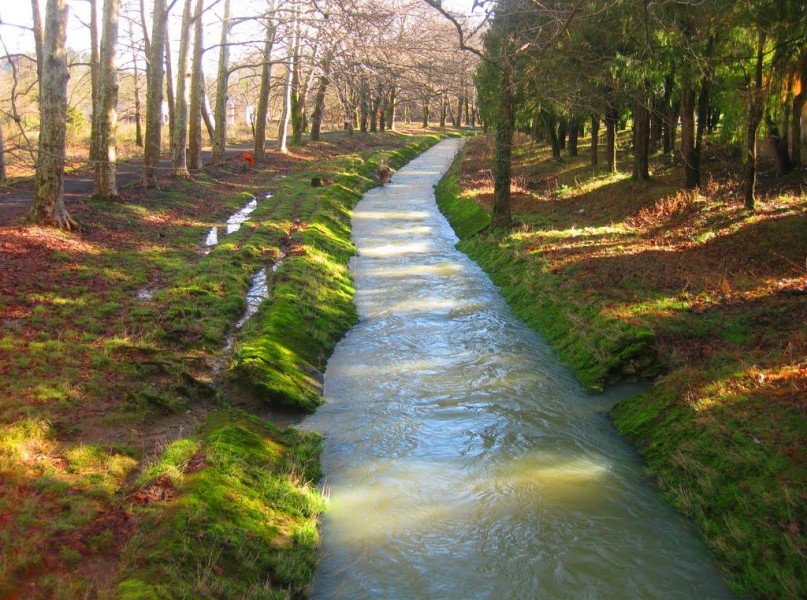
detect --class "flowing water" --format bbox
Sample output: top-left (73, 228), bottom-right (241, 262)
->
top-left (303, 139), bottom-right (735, 599)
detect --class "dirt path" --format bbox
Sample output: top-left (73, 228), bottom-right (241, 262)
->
top-left (0, 144), bottom-right (255, 225)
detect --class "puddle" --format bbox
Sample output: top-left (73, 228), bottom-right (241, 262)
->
top-left (137, 288), bottom-right (157, 301)
top-left (205, 227), bottom-right (219, 247)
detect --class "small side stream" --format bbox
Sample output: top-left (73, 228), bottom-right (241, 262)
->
top-left (204, 192), bottom-right (273, 251)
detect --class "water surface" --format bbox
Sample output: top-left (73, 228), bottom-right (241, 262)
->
top-left (304, 139), bottom-right (734, 599)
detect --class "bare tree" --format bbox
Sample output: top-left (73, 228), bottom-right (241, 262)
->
top-left (88, 0), bottom-right (101, 166)
top-left (278, 5), bottom-right (297, 153)
top-left (93, 0), bottom-right (120, 200)
top-left (188, 0), bottom-right (204, 169)
top-left (210, 0), bottom-right (231, 164)
top-left (253, 0), bottom-right (278, 161)
top-left (171, 0), bottom-right (194, 177)
top-left (141, 0), bottom-right (170, 187)
top-left (29, 0), bottom-right (76, 229)
top-left (0, 118), bottom-right (7, 183)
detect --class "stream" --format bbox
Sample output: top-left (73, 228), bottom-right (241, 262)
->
top-left (302, 139), bottom-right (735, 599)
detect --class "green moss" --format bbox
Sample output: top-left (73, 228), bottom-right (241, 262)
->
top-left (119, 410), bottom-right (325, 599)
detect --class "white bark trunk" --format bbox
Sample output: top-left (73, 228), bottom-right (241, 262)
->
top-left (29, 0), bottom-right (75, 229)
top-left (253, 2), bottom-right (277, 161)
top-left (172, 0), bottom-right (193, 177)
top-left (211, 0), bottom-right (231, 164)
top-left (142, 0), bottom-right (167, 187)
top-left (278, 11), bottom-right (296, 153)
top-left (188, 0), bottom-right (204, 169)
top-left (93, 0), bottom-right (120, 199)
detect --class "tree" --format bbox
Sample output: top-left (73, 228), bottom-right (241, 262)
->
top-left (93, 0), bottom-right (121, 200)
top-left (253, 1), bottom-right (277, 161)
top-left (210, 0), bottom-right (231, 164)
top-left (142, 0), bottom-right (169, 188)
top-left (309, 51), bottom-right (332, 141)
top-left (187, 0), bottom-right (204, 169)
top-left (29, 0), bottom-right (76, 229)
top-left (277, 4), bottom-right (296, 154)
top-left (171, 0), bottom-right (194, 178)
top-left (0, 120), bottom-right (6, 183)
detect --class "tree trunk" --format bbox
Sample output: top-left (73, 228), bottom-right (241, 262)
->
top-left (290, 13), bottom-right (303, 145)
top-left (744, 31), bottom-right (767, 211)
top-left (558, 118), bottom-right (567, 150)
top-left (493, 57), bottom-right (514, 229)
top-left (278, 12), bottom-right (295, 152)
top-left (297, 35), bottom-right (318, 137)
top-left (31, 0), bottom-right (45, 86)
top-left (253, 5), bottom-right (277, 158)
top-left (93, 0), bottom-right (120, 200)
top-left (310, 54), bottom-right (331, 141)
top-left (133, 55), bottom-right (144, 147)
top-left (386, 85), bottom-right (396, 131)
top-left (142, 0), bottom-right (168, 188)
top-left (789, 49), bottom-right (807, 165)
top-left (164, 36), bottom-right (175, 147)
top-left (694, 67), bottom-right (712, 182)
top-left (541, 110), bottom-right (561, 159)
top-left (680, 63), bottom-right (698, 188)
top-left (200, 75), bottom-right (215, 143)
top-left (650, 93), bottom-right (662, 152)
top-left (211, 0), bottom-right (231, 164)
top-left (662, 73), bottom-right (674, 154)
top-left (171, 0), bottom-right (193, 177)
top-left (567, 116), bottom-right (579, 157)
top-left (370, 85), bottom-right (383, 133)
top-left (590, 113), bottom-right (599, 166)
top-left (89, 0), bottom-right (101, 167)
top-left (187, 0), bottom-right (204, 169)
top-left (0, 120), bottom-right (6, 182)
top-left (439, 94), bottom-right (447, 128)
top-left (29, 0), bottom-right (75, 229)
top-left (422, 99), bottom-right (430, 128)
top-left (767, 113), bottom-right (792, 175)
top-left (632, 86), bottom-right (651, 181)
top-left (605, 92), bottom-right (618, 172)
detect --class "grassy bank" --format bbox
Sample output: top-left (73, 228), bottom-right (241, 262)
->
top-left (436, 134), bottom-right (806, 599)
top-left (0, 129), bottom-right (448, 597)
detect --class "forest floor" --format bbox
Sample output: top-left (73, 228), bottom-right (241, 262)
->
top-left (0, 127), bottom-right (449, 598)
top-left (0, 144), bottom-right (255, 224)
top-left (436, 133), bottom-right (806, 599)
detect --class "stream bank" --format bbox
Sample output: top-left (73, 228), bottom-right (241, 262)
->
top-left (433, 134), bottom-right (806, 599)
